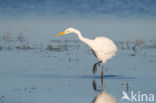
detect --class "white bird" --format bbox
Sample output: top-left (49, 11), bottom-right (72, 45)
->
top-left (56, 27), bottom-right (117, 74)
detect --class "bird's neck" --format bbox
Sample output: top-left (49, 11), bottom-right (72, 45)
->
top-left (75, 30), bottom-right (93, 48)
top-left (76, 30), bottom-right (85, 41)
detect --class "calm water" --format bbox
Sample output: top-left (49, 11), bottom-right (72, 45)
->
top-left (0, 39), bottom-right (156, 103)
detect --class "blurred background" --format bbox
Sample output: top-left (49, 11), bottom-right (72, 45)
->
top-left (0, 0), bottom-right (156, 42)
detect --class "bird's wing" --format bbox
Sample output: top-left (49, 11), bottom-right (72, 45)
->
top-left (93, 37), bottom-right (117, 55)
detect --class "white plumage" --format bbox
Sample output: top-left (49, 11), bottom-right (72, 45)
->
top-left (56, 27), bottom-right (117, 74)
top-left (91, 37), bottom-right (117, 62)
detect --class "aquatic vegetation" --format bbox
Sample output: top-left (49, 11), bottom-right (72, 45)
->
top-left (2, 31), bottom-right (14, 44)
top-left (13, 86), bottom-right (38, 93)
top-left (17, 31), bottom-right (26, 43)
top-left (0, 32), bottom-right (155, 61)
top-left (47, 44), bottom-right (52, 50)
top-left (126, 40), bottom-right (130, 49)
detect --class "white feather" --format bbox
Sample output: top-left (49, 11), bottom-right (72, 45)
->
top-left (57, 27), bottom-right (117, 64)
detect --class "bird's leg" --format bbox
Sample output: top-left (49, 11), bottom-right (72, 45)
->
top-left (93, 61), bottom-right (102, 74)
top-left (101, 63), bottom-right (104, 89)
top-left (93, 64), bottom-right (97, 74)
top-left (101, 63), bottom-right (104, 76)
top-left (101, 72), bottom-right (103, 89)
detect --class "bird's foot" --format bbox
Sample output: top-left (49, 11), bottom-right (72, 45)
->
top-left (93, 64), bottom-right (97, 74)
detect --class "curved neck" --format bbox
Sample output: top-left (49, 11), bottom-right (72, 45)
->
top-left (76, 30), bottom-right (85, 41)
top-left (74, 30), bottom-right (93, 48)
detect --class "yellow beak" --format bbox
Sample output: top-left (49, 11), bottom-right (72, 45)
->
top-left (56, 31), bottom-right (66, 36)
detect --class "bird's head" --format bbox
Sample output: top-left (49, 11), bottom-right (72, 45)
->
top-left (56, 27), bottom-right (79, 36)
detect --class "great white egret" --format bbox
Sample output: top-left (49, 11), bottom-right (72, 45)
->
top-left (56, 27), bottom-right (117, 75)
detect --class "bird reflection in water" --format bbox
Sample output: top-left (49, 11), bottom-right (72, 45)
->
top-left (92, 72), bottom-right (116, 103)
top-left (92, 90), bottom-right (116, 103)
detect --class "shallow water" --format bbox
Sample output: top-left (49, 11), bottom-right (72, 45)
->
top-left (0, 40), bottom-right (156, 103)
